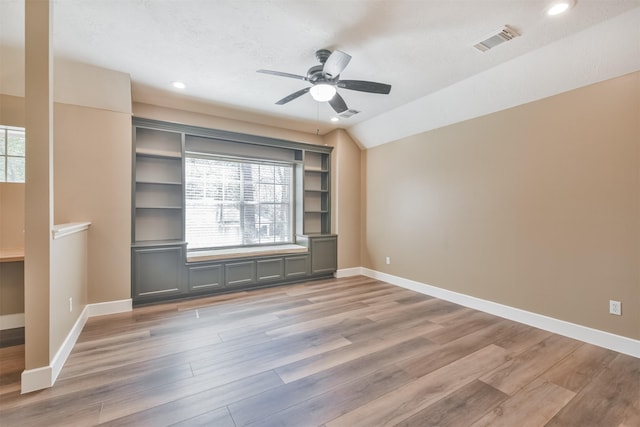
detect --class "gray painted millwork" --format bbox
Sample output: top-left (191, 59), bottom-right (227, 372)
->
top-left (131, 118), bottom-right (337, 304)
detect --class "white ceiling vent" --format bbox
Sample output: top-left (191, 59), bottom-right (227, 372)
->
top-left (339, 109), bottom-right (360, 118)
top-left (473, 26), bottom-right (520, 52)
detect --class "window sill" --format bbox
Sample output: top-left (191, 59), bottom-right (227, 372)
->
top-left (187, 244), bottom-right (308, 263)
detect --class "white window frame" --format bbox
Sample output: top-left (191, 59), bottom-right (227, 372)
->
top-left (0, 126), bottom-right (26, 183)
top-left (185, 153), bottom-right (294, 251)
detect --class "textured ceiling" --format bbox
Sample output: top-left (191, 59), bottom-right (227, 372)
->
top-left (1, 0), bottom-right (640, 141)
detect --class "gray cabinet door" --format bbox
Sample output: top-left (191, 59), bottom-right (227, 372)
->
top-left (188, 264), bottom-right (224, 292)
top-left (133, 246), bottom-right (184, 299)
top-left (285, 255), bottom-right (309, 279)
top-left (257, 258), bottom-right (284, 283)
top-left (310, 236), bottom-right (337, 275)
top-left (225, 261), bottom-right (256, 288)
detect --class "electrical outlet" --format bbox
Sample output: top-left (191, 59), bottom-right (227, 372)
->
top-left (385, 256), bottom-right (391, 265)
top-left (609, 300), bottom-right (621, 316)
top-left (69, 297), bottom-right (73, 313)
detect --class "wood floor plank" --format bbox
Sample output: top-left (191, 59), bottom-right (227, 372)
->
top-left (471, 377), bottom-right (575, 427)
top-left (0, 276), bottom-right (636, 427)
top-left (396, 380), bottom-right (508, 427)
top-left (100, 371), bottom-right (282, 425)
top-left (545, 353), bottom-right (640, 426)
top-left (169, 406), bottom-right (236, 427)
top-left (230, 337), bottom-right (436, 426)
top-left (244, 364), bottom-right (414, 427)
top-left (325, 344), bottom-right (509, 427)
top-left (480, 333), bottom-right (582, 395)
top-left (541, 342), bottom-right (617, 392)
top-left (397, 318), bottom-right (523, 379)
top-left (274, 322), bottom-right (439, 384)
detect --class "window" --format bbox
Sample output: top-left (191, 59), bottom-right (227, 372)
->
top-left (0, 126), bottom-right (26, 183)
top-left (185, 154), bottom-right (293, 250)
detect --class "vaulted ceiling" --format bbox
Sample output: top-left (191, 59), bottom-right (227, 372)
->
top-left (1, 0), bottom-right (639, 146)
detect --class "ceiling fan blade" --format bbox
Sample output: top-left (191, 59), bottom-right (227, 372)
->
top-left (257, 69), bottom-right (308, 81)
top-left (276, 87), bottom-right (310, 105)
top-left (323, 50), bottom-right (351, 79)
top-left (337, 80), bottom-right (392, 94)
top-left (328, 92), bottom-right (348, 114)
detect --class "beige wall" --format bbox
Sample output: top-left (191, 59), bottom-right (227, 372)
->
top-left (53, 103), bottom-right (132, 304)
top-left (0, 183), bottom-right (25, 250)
top-left (0, 183), bottom-right (25, 316)
top-left (50, 230), bottom-right (88, 354)
top-left (324, 129), bottom-right (361, 269)
top-left (0, 94), bottom-right (26, 126)
top-left (363, 72), bottom-right (640, 340)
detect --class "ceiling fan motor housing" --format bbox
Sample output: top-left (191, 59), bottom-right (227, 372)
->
top-left (315, 49), bottom-right (332, 64)
top-left (307, 65), bottom-right (327, 83)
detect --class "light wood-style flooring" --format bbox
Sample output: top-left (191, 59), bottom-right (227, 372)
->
top-left (0, 276), bottom-right (638, 426)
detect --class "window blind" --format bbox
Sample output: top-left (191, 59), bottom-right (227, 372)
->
top-left (185, 154), bottom-right (293, 250)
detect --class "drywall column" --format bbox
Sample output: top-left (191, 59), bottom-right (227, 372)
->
top-left (324, 129), bottom-right (361, 270)
top-left (22, 0), bottom-right (53, 392)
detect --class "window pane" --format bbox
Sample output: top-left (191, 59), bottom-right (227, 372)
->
top-left (0, 158), bottom-right (5, 182)
top-left (7, 130), bottom-right (25, 156)
top-left (258, 184), bottom-right (275, 203)
top-left (0, 130), bottom-right (5, 155)
top-left (185, 155), bottom-right (293, 249)
top-left (259, 164), bottom-right (275, 183)
top-left (7, 157), bottom-right (25, 182)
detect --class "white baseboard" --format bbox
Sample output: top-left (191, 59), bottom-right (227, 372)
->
top-left (20, 365), bottom-right (53, 395)
top-left (335, 267), bottom-right (363, 278)
top-left (21, 298), bottom-right (133, 394)
top-left (0, 313), bottom-right (25, 330)
top-left (86, 298), bottom-right (132, 317)
top-left (356, 268), bottom-right (639, 359)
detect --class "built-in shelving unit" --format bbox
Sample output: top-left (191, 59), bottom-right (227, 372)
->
top-left (132, 127), bottom-right (184, 245)
top-left (131, 118), bottom-right (336, 304)
top-left (302, 151), bottom-right (331, 235)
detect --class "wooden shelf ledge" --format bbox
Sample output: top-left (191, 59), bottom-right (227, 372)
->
top-left (0, 248), bottom-right (24, 263)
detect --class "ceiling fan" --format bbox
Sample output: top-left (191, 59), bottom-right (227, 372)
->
top-left (257, 49), bottom-right (392, 114)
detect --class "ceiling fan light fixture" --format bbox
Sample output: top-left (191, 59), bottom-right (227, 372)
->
top-left (310, 83), bottom-right (336, 102)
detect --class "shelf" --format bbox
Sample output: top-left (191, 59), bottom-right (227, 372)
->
top-left (136, 180), bottom-right (182, 185)
top-left (132, 239), bottom-right (186, 248)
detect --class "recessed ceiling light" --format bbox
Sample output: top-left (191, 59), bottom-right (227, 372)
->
top-left (330, 117), bottom-right (339, 122)
top-left (546, 1), bottom-right (574, 16)
top-left (171, 81), bottom-right (186, 89)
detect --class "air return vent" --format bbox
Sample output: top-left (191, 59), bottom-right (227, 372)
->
top-left (339, 109), bottom-right (360, 118)
top-left (473, 26), bottom-right (520, 52)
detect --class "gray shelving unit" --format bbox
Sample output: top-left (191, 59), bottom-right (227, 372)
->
top-left (131, 118), bottom-right (337, 304)
top-left (302, 151), bottom-right (331, 235)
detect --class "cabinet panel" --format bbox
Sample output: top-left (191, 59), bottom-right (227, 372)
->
top-left (133, 246), bottom-right (183, 299)
top-left (225, 261), bottom-right (256, 288)
top-left (310, 236), bottom-right (337, 275)
top-left (188, 264), bottom-right (224, 291)
top-left (257, 258), bottom-right (284, 283)
top-left (285, 255), bottom-right (309, 279)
